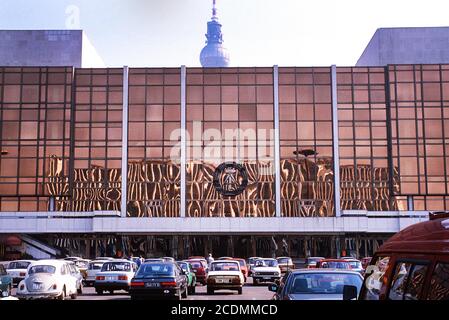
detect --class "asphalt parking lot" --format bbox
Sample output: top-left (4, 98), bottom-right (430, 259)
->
top-left (10, 277), bottom-right (274, 301)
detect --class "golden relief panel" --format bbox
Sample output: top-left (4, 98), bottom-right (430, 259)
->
top-left (186, 161), bottom-right (275, 217)
top-left (46, 155), bottom-right (400, 217)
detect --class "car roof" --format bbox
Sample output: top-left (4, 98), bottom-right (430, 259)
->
top-left (319, 259), bottom-right (350, 262)
top-left (289, 268), bottom-right (363, 276)
top-left (29, 259), bottom-right (68, 266)
top-left (103, 259), bottom-right (132, 263)
top-left (212, 259), bottom-right (240, 264)
top-left (378, 217), bottom-right (449, 254)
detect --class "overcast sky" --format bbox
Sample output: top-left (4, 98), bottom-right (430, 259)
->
top-left (1, 0), bottom-right (449, 67)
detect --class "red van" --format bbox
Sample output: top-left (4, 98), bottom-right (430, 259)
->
top-left (351, 213), bottom-right (449, 300)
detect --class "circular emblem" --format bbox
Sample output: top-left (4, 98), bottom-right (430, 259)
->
top-left (213, 162), bottom-right (248, 197)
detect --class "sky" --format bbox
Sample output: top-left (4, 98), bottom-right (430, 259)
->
top-left (1, 0), bottom-right (449, 67)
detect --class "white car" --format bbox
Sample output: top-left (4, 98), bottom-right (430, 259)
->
top-left (6, 260), bottom-right (34, 287)
top-left (85, 260), bottom-right (110, 286)
top-left (252, 258), bottom-right (282, 285)
top-left (16, 260), bottom-right (79, 300)
top-left (206, 260), bottom-right (245, 295)
top-left (94, 259), bottom-right (137, 295)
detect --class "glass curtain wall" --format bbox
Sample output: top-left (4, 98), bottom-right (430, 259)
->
top-left (127, 68), bottom-right (181, 217)
top-left (185, 67), bottom-right (275, 217)
top-left (389, 64), bottom-right (449, 210)
top-left (0, 67), bottom-right (72, 211)
top-left (278, 67), bottom-right (334, 217)
top-left (337, 67), bottom-right (397, 211)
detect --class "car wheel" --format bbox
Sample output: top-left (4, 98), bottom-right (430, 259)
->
top-left (6, 284), bottom-right (12, 297)
top-left (96, 289), bottom-right (103, 295)
top-left (70, 292), bottom-right (77, 300)
top-left (182, 286), bottom-right (188, 299)
top-left (253, 278), bottom-right (259, 286)
top-left (207, 287), bottom-right (214, 295)
top-left (189, 286), bottom-right (196, 295)
top-left (77, 282), bottom-right (83, 294)
top-left (237, 287), bottom-right (243, 295)
top-left (58, 287), bottom-right (66, 300)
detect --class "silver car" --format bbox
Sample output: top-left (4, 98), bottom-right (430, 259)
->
top-left (94, 260), bottom-right (138, 295)
top-left (268, 269), bottom-right (363, 300)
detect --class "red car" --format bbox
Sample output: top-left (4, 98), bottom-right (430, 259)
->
top-left (315, 259), bottom-right (351, 269)
top-left (233, 258), bottom-right (248, 282)
top-left (186, 259), bottom-right (208, 285)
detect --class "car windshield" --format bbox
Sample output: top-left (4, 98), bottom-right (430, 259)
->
top-left (177, 262), bottom-right (188, 271)
top-left (348, 261), bottom-right (362, 269)
top-left (190, 261), bottom-right (202, 268)
top-left (255, 259), bottom-right (278, 267)
top-left (278, 258), bottom-right (292, 264)
top-left (8, 261), bottom-right (31, 269)
top-left (101, 262), bottom-right (131, 272)
top-left (307, 258), bottom-right (323, 264)
top-left (237, 260), bottom-right (246, 267)
top-left (288, 273), bottom-right (362, 295)
top-left (136, 263), bottom-right (174, 277)
top-left (88, 262), bottom-right (104, 270)
top-left (75, 260), bottom-right (88, 268)
top-left (320, 261), bottom-right (350, 269)
top-left (29, 265), bottom-right (56, 275)
top-left (211, 262), bottom-right (240, 271)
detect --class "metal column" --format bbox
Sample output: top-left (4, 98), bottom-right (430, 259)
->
top-left (121, 66), bottom-right (129, 218)
top-left (180, 66), bottom-right (186, 218)
top-left (331, 65), bottom-right (341, 217)
top-left (273, 65), bottom-right (281, 217)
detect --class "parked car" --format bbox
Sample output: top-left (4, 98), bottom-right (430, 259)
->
top-left (94, 259), bottom-right (137, 295)
top-left (305, 257), bottom-right (325, 268)
top-left (144, 258), bottom-right (165, 263)
top-left (206, 260), bottom-right (244, 295)
top-left (85, 260), bottom-right (109, 286)
top-left (345, 259), bottom-right (364, 274)
top-left (16, 260), bottom-right (78, 300)
top-left (66, 261), bottom-right (84, 294)
top-left (269, 269), bottom-right (363, 300)
top-left (247, 257), bottom-right (263, 276)
top-left (217, 257), bottom-right (234, 260)
top-left (129, 262), bottom-right (188, 300)
top-left (315, 259), bottom-right (351, 269)
top-left (187, 259), bottom-right (209, 285)
top-left (0, 264), bottom-right (13, 298)
top-left (252, 258), bottom-right (282, 285)
top-left (233, 258), bottom-right (248, 282)
top-left (73, 259), bottom-right (90, 281)
top-left (176, 261), bottom-right (197, 294)
top-left (277, 257), bottom-right (295, 273)
top-left (358, 214), bottom-right (449, 300)
top-left (6, 260), bottom-right (33, 286)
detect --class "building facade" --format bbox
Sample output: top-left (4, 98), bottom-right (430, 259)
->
top-left (2, 64), bottom-right (445, 259)
top-left (0, 30), bottom-right (104, 68)
top-left (357, 27), bottom-right (449, 66)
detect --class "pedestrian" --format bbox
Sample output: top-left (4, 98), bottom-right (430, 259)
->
top-left (206, 253), bottom-right (214, 266)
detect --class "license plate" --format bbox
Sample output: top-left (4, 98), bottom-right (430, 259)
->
top-left (106, 276), bottom-right (116, 281)
top-left (263, 276), bottom-right (272, 280)
top-left (33, 283), bottom-right (43, 290)
top-left (145, 282), bottom-right (160, 288)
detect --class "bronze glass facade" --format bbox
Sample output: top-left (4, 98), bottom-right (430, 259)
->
top-left (1, 65), bottom-right (449, 215)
